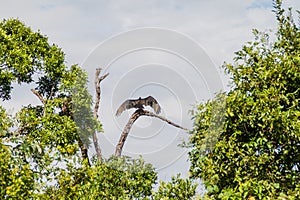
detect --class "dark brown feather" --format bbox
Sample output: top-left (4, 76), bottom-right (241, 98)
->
top-left (115, 96), bottom-right (161, 116)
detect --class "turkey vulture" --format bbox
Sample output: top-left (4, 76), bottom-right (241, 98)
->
top-left (115, 96), bottom-right (161, 116)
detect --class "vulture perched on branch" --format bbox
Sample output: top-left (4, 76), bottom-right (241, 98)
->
top-left (116, 96), bottom-right (161, 116)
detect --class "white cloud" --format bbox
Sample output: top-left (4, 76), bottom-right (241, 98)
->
top-left (2, 0), bottom-right (299, 65)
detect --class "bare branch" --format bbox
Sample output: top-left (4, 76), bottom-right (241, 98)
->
top-left (31, 89), bottom-right (45, 104)
top-left (142, 110), bottom-right (189, 131)
top-left (93, 67), bottom-right (109, 161)
top-left (115, 109), bottom-right (189, 157)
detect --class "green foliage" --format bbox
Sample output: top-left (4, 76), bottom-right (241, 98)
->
top-left (0, 18), bottom-right (94, 196)
top-left (72, 67), bottom-right (102, 147)
top-left (0, 106), bottom-right (35, 198)
top-left (0, 18), bottom-right (67, 100)
top-left (189, 93), bottom-right (226, 155)
top-left (189, 1), bottom-right (300, 199)
top-left (153, 174), bottom-right (198, 200)
top-left (0, 106), bottom-right (12, 137)
top-left (42, 156), bottom-right (198, 199)
top-left (0, 143), bottom-right (35, 199)
top-left (8, 65), bottom-right (100, 193)
top-left (42, 156), bottom-right (157, 200)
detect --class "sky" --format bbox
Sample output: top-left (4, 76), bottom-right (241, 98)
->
top-left (1, 0), bottom-right (300, 193)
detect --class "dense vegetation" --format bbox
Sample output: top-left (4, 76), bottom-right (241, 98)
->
top-left (189, 0), bottom-right (300, 199)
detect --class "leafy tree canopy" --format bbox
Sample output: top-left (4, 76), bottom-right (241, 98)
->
top-left (0, 18), bottom-right (68, 100)
top-left (189, 0), bottom-right (300, 199)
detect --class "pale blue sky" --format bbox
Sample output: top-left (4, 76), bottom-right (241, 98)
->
top-left (2, 0), bottom-right (299, 67)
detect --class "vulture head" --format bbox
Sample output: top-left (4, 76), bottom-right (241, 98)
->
top-left (115, 96), bottom-right (161, 116)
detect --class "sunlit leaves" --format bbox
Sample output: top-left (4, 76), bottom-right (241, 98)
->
top-left (0, 106), bottom-right (12, 137)
top-left (72, 67), bottom-right (101, 147)
top-left (154, 174), bottom-right (197, 200)
top-left (0, 18), bottom-right (67, 100)
top-left (189, 1), bottom-right (300, 199)
top-left (43, 156), bottom-right (157, 199)
top-left (0, 140), bottom-right (35, 199)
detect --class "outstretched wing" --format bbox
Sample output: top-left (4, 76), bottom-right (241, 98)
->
top-left (115, 100), bottom-right (133, 116)
top-left (116, 96), bottom-right (161, 116)
top-left (145, 96), bottom-right (161, 114)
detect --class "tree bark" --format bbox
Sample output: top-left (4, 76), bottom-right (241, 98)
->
top-left (78, 137), bottom-right (91, 166)
top-left (93, 68), bottom-right (109, 162)
top-left (115, 109), bottom-right (188, 157)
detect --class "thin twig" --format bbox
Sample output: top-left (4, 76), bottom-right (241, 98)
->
top-left (142, 110), bottom-right (189, 131)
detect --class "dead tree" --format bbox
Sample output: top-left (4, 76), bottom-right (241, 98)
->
top-left (115, 109), bottom-right (188, 157)
top-left (93, 68), bottom-right (109, 162)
